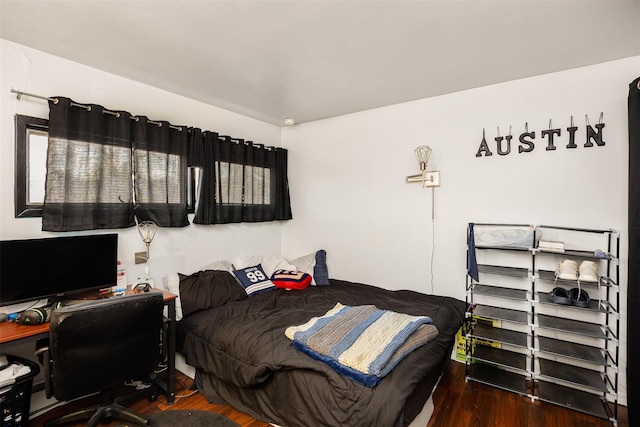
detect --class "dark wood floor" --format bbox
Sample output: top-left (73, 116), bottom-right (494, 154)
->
top-left (30, 361), bottom-right (628, 427)
top-left (429, 361), bottom-right (628, 427)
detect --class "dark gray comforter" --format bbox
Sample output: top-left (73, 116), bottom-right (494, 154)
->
top-left (178, 278), bottom-right (465, 427)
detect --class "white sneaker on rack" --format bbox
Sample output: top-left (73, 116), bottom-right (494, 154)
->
top-left (555, 259), bottom-right (578, 281)
top-left (578, 260), bottom-right (599, 282)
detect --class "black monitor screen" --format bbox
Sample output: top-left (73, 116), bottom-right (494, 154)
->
top-left (0, 234), bottom-right (118, 307)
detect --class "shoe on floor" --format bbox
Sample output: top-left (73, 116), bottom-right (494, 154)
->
top-left (548, 287), bottom-right (572, 305)
top-left (555, 259), bottom-right (578, 281)
top-left (570, 287), bottom-right (590, 308)
top-left (578, 260), bottom-right (599, 282)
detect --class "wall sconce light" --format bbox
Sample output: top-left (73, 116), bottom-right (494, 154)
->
top-left (135, 220), bottom-right (158, 264)
top-left (406, 145), bottom-right (440, 187)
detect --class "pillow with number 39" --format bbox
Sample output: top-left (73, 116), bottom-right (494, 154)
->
top-left (233, 265), bottom-right (277, 296)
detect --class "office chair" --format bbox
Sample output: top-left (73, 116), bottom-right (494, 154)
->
top-left (38, 292), bottom-right (164, 427)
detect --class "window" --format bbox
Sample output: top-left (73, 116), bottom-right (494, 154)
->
top-left (15, 113), bottom-right (291, 225)
top-left (216, 162), bottom-right (271, 205)
top-left (186, 162), bottom-right (271, 214)
top-left (15, 114), bottom-right (195, 222)
top-left (15, 116), bottom-right (215, 218)
top-left (188, 132), bottom-right (291, 225)
top-left (187, 166), bottom-right (202, 213)
top-left (15, 114), bottom-right (48, 217)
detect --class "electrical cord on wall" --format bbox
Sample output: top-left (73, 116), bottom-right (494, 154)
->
top-left (429, 187), bottom-right (436, 294)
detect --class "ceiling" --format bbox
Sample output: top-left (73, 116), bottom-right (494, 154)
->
top-left (1, 1), bottom-right (639, 126)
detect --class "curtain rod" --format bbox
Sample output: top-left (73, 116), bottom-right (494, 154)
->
top-left (220, 135), bottom-right (274, 150)
top-left (10, 88), bottom-right (182, 131)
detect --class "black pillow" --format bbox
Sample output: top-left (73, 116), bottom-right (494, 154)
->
top-left (179, 270), bottom-right (247, 317)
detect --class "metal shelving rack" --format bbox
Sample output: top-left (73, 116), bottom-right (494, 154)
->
top-left (464, 223), bottom-right (619, 425)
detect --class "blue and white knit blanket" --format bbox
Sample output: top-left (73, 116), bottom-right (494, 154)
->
top-left (284, 302), bottom-right (439, 387)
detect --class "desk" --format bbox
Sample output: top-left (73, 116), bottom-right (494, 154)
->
top-left (0, 289), bottom-right (177, 404)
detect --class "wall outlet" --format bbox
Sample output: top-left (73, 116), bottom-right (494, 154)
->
top-left (423, 171), bottom-right (441, 187)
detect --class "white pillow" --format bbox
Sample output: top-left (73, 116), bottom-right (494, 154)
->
top-left (233, 254), bottom-right (296, 278)
top-left (289, 249), bottom-right (329, 286)
top-left (200, 259), bottom-right (234, 272)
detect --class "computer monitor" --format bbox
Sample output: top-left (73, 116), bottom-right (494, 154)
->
top-left (0, 234), bottom-right (118, 307)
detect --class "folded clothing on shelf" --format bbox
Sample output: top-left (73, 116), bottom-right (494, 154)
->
top-left (474, 228), bottom-right (538, 249)
top-left (538, 239), bottom-right (565, 253)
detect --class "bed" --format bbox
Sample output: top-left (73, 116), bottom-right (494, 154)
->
top-left (175, 256), bottom-right (465, 427)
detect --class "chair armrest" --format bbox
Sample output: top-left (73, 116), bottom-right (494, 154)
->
top-left (34, 344), bottom-right (47, 362)
top-left (34, 345), bottom-right (53, 399)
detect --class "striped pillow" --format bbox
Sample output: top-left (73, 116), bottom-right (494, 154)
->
top-left (233, 265), bottom-right (276, 296)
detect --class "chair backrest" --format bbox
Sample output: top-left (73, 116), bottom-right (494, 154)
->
top-left (47, 292), bottom-right (164, 401)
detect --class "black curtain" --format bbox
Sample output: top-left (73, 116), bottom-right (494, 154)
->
top-left (43, 98), bottom-right (290, 230)
top-left (191, 131), bottom-right (219, 223)
top-left (273, 145), bottom-right (293, 221)
top-left (42, 97), bottom-right (134, 231)
top-left (187, 127), bottom-right (204, 167)
top-left (193, 134), bottom-right (292, 224)
top-left (132, 117), bottom-right (189, 227)
top-left (628, 76), bottom-right (640, 426)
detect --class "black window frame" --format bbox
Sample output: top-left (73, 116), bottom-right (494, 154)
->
top-left (15, 114), bottom-right (49, 218)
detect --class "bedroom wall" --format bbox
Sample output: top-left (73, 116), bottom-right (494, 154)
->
top-left (281, 56), bottom-right (640, 406)
top-left (2, 37), bottom-right (637, 408)
top-left (0, 39), bottom-right (284, 290)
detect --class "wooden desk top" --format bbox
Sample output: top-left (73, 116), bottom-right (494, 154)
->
top-left (0, 289), bottom-right (177, 344)
top-left (0, 321), bottom-right (48, 344)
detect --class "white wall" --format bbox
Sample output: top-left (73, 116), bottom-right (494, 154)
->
top-left (281, 56), bottom-right (640, 406)
top-left (2, 37), bottom-right (637, 408)
top-left (1, 39), bottom-right (284, 287)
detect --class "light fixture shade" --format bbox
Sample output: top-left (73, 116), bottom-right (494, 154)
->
top-left (135, 220), bottom-right (158, 264)
top-left (137, 221), bottom-right (158, 245)
top-left (414, 145), bottom-right (432, 171)
top-left (406, 145), bottom-right (440, 188)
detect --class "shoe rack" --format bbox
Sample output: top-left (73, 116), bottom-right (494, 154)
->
top-left (464, 223), bottom-right (620, 425)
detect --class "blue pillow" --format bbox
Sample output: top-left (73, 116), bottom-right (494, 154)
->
top-left (289, 250), bottom-right (330, 286)
top-left (313, 250), bottom-right (329, 286)
top-left (233, 265), bottom-right (276, 296)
